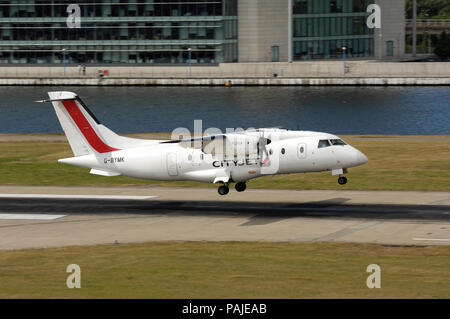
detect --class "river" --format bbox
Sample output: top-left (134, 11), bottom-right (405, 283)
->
top-left (0, 86), bottom-right (449, 134)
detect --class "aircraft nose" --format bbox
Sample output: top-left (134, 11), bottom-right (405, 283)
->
top-left (355, 150), bottom-right (368, 166)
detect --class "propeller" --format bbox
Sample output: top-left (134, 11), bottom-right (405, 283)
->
top-left (258, 132), bottom-right (271, 167)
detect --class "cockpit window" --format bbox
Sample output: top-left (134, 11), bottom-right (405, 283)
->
top-left (330, 139), bottom-right (347, 146)
top-left (318, 139), bottom-right (331, 148)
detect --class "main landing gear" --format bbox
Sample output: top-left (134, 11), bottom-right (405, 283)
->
top-left (235, 182), bottom-right (247, 192)
top-left (338, 176), bottom-right (348, 185)
top-left (217, 182), bottom-right (247, 195)
top-left (218, 184), bottom-right (230, 195)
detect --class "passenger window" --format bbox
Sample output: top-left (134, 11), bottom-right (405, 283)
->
top-left (330, 139), bottom-right (347, 146)
top-left (318, 139), bottom-right (331, 148)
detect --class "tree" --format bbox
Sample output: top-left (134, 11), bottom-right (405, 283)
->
top-left (406, 0), bottom-right (450, 19)
top-left (434, 31), bottom-right (450, 60)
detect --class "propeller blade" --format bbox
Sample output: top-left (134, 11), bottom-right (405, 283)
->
top-left (258, 136), bottom-right (270, 167)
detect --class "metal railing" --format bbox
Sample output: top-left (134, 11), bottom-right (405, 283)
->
top-left (406, 19), bottom-right (450, 25)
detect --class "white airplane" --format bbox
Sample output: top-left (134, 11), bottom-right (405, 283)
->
top-left (39, 91), bottom-right (368, 195)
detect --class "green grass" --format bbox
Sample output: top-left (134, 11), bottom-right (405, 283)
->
top-left (0, 136), bottom-right (450, 190)
top-left (0, 242), bottom-right (448, 298)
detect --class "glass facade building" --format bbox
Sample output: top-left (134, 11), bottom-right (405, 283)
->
top-left (0, 0), bottom-right (238, 64)
top-left (292, 0), bottom-right (374, 60)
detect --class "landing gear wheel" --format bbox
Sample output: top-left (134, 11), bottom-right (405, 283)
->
top-left (218, 185), bottom-right (230, 195)
top-left (338, 176), bottom-right (348, 185)
top-left (235, 182), bottom-right (247, 192)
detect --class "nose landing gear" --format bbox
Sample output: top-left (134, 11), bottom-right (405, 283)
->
top-left (338, 176), bottom-right (348, 185)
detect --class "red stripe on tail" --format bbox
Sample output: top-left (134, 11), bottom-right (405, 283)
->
top-left (62, 100), bottom-right (120, 153)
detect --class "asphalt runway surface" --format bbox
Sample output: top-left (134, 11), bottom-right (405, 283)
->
top-left (0, 187), bottom-right (449, 249)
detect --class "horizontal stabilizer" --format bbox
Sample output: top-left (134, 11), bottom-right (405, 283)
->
top-left (36, 97), bottom-right (77, 103)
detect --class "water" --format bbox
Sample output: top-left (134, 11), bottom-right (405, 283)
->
top-left (0, 86), bottom-right (449, 134)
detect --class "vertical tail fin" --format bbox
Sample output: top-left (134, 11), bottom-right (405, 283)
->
top-left (47, 91), bottom-right (121, 156)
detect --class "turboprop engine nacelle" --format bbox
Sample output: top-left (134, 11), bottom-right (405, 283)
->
top-left (185, 134), bottom-right (261, 158)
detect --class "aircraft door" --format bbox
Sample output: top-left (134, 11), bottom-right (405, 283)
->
top-left (167, 153), bottom-right (178, 176)
top-left (297, 143), bottom-right (307, 159)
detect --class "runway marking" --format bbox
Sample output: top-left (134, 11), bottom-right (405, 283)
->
top-left (312, 221), bottom-right (382, 242)
top-left (413, 238), bottom-right (450, 242)
top-left (0, 194), bottom-right (157, 200)
top-left (0, 214), bottom-right (67, 220)
top-left (424, 197), bottom-right (450, 205)
top-left (349, 221), bottom-right (381, 229)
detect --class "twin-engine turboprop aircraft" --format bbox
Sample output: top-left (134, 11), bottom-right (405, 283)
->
top-left (38, 91), bottom-right (368, 195)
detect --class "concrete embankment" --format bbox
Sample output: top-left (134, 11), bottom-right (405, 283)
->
top-left (0, 61), bottom-right (449, 86)
top-left (0, 77), bottom-right (448, 86)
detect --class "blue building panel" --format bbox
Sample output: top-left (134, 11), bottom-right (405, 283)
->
top-left (292, 0), bottom-right (374, 59)
top-left (0, 0), bottom-right (238, 64)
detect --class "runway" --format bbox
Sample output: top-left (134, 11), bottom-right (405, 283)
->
top-left (0, 186), bottom-right (449, 249)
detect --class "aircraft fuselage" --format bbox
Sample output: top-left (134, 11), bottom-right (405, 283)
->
top-left (60, 130), bottom-right (368, 184)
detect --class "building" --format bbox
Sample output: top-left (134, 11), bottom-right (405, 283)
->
top-left (239, 0), bottom-right (405, 62)
top-left (0, 0), bottom-right (404, 65)
top-left (0, 0), bottom-right (238, 64)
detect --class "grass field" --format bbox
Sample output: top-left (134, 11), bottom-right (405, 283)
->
top-left (1, 135), bottom-right (449, 299)
top-left (0, 242), bottom-right (448, 298)
top-left (0, 135), bottom-right (449, 190)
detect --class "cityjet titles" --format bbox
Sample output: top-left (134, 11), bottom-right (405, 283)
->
top-left (103, 157), bottom-right (125, 164)
top-left (212, 159), bottom-right (259, 167)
